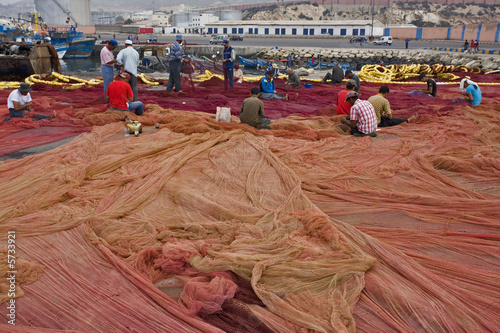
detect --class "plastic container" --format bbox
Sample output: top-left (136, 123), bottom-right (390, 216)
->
top-left (305, 83), bottom-right (312, 89)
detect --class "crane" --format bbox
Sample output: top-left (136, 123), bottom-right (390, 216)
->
top-left (49, 0), bottom-right (79, 25)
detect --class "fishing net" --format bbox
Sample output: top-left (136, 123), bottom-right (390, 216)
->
top-left (0, 71), bottom-right (499, 332)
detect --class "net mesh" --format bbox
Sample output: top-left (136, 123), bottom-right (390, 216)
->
top-left (0, 73), bottom-right (499, 332)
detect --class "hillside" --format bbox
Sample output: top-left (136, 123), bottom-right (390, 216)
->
top-left (242, 2), bottom-right (499, 27)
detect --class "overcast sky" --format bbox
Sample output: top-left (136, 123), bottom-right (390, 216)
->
top-left (0, 0), bottom-right (21, 4)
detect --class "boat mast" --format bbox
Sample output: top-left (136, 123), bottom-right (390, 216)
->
top-left (50, 0), bottom-right (80, 26)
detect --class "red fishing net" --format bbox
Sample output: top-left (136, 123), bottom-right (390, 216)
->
top-left (0, 72), bottom-right (499, 332)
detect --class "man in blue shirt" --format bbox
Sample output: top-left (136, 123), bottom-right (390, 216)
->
top-left (259, 71), bottom-right (288, 100)
top-left (222, 40), bottom-right (235, 91)
top-left (166, 35), bottom-right (188, 93)
top-left (462, 79), bottom-right (482, 105)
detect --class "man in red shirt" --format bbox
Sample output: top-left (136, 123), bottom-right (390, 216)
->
top-left (336, 79), bottom-right (357, 115)
top-left (340, 91), bottom-right (377, 137)
top-left (106, 73), bottom-right (144, 115)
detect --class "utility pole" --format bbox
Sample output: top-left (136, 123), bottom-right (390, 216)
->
top-left (371, 0), bottom-right (374, 40)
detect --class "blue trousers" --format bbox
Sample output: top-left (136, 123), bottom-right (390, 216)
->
top-left (224, 66), bottom-right (234, 91)
top-left (166, 60), bottom-right (182, 92)
top-left (8, 108), bottom-right (50, 120)
top-left (101, 65), bottom-right (114, 102)
top-left (110, 101), bottom-right (143, 115)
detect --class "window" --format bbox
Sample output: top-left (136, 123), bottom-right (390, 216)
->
top-left (275, 28), bottom-right (280, 35)
top-left (353, 29), bottom-right (359, 36)
top-left (281, 28), bottom-right (285, 35)
top-left (328, 28), bottom-right (334, 35)
top-left (232, 28), bottom-right (237, 34)
top-left (292, 28), bottom-right (297, 35)
top-left (340, 29), bottom-right (346, 36)
top-left (303, 28), bottom-right (308, 35)
top-left (249, 28), bottom-right (253, 34)
top-left (360, 29), bottom-right (365, 35)
top-left (238, 28), bottom-right (243, 34)
top-left (254, 28), bottom-right (258, 34)
top-left (265, 28), bottom-right (269, 35)
top-left (309, 28), bottom-right (314, 35)
top-left (223, 28), bottom-right (227, 34)
top-left (214, 28), bottom-right (218, 33)
top-left (208, 28), bottom-right (213, 34)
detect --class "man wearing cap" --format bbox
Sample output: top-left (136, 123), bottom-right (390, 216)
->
top-left (240, 87), bottom-right (271, 129)
top-left (101, 40), bottom-right (117, 102)
top-left (222, 39), bottom-right (236, 91)
top-left (418, 73), bottom-right (436, 97)
top-left (340, 91), bottom-right (377, 137)
top-left (368, 86), bottom-right (418, 127)
top-left (336, 79), bottom-right (357, 115)
top-left (6, 83), bottom-right (54, 121)
top-left (106, 73), bottom-right (144, 115)
top-left (345, 69), bottom-right (360, 92)
top-left (166, 34), bottom-right (188, 93)
top-left (259, 71), bottom-right (288, 100)
top-left (117, 40), bottom-right (139, 101)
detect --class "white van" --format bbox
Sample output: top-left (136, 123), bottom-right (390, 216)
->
top-left (209, 34), bottom-right (229, 44)
top-left (374, 36), bottom-right (393, 45)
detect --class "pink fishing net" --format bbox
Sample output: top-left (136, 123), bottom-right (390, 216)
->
top-left (0, 72), bottom-right (499, 332)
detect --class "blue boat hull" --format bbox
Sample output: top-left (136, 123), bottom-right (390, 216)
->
top-left (64, 38), bottom-right (95, 58)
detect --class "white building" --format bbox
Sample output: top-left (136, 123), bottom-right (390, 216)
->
top-left (192, 13), bottom-right (218, 27)
top-left (152, 11), bottom-right (170, 26)
top-left (203, 20), bottom-right (385, 37)
top-left (131, 11), bottom-right (153, 21)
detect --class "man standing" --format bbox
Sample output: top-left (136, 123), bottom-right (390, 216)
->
top-left (106, 73), bottom-right (144, 115)
top-left (240, 87), bottom-right (270, 129)
top-left (322, 63), bottom-right (344, 84)
top-left (117, 40), bottom-right (139, 101)
top-left (340, 91), bottom-right (377, 137)
top-left (222, 40), bottom-right (235, 91)
top-left (285, 68), bottom-right (300, 88)
top-left (405, 38), bottom-right (409, 49)
top-left (259, 71), bottom-right (288, 100)
top-left (6, 83), bottom-right (55, 121)
top-left (368, 86), bottom-right (418, 127)
top-left (418, 73), bottom-right (437, 97)
top-left (166, 34), bottom-right (187, 93)
top-left (344, 69), bottom-right (360, 92)
top-left (336, 79), bottom-right (357, 115)
top-left (100, 40), bottom-right (117, 102)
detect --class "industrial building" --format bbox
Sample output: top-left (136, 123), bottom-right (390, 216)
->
top-left (201, 20), bottom-right (385, 37)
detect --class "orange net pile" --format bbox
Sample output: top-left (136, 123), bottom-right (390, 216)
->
top-left (0, 75), bottom-right (499, 332)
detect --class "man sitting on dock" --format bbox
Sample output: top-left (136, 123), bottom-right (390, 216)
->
top-left (106, 73), bottom-right (144, 115)
top-left (259, 71), bottom-right (288, 100)
top-left (340, 91), bottom-right (378, 137)
top-left (5, 83), bottom-right (55, 122)
top-left (344, 69), bottom-right (360, 92)
top-left (322, 63), bottom-right (344, 84)
top-left (285, 68), bottom-right (301, 88)
top-left (368, 86), bottom-right (418, 127)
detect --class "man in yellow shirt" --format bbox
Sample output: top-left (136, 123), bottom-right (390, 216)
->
top-left (367, 86), bottom-right (417, 127)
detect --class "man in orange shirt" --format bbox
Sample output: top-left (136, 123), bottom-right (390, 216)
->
top-left (106, 73), bottom-right (144, 115)
top-left (336, 79), bottom-right (357, 115)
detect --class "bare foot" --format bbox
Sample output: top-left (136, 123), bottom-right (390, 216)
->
top-left (50, 111), bottom-right (57, 119)
top-left (295, 93), bottom-right (299, 99)
top-left (407, 113), bottom-right (419, 123)
top-left (284, 94), bottom-right (289, 100)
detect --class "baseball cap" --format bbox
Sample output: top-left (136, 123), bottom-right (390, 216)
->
top-left (119, 73), bottom-right (131, 80)
top-left (345, 91), bottom-right (358, 101)
top-left (109, 40), bottom-right (117, 46)
top-left (176, 34), bottom-right (183, 40)
top-left (344, 69), bottom-right (353, 76)
top-left (223, 40), bottom-right (228, 44)
top-left (125, 40), bottom-right (133, 45)
top-left (18, 83), bottom-right (31, 93)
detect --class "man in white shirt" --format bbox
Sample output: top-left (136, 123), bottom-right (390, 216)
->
top-left (6, 83), bottom-right (55, 122)
top-left (100, 40), bottom-right (117, 102)
top-left (117, 40), bottom-right (139, 101)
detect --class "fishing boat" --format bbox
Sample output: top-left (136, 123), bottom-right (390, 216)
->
top-left (238, 56), bottom-right (268, 69)
top-left (49, 26), bottom-right (95, 59)
top-left (0, 42), bottom-right (56, 81)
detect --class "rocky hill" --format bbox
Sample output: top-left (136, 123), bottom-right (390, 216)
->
top-left (242, 2), bottom-right (498, 27)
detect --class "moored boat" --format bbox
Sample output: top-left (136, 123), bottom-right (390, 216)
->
top-left (49, 26), bottom-right (95, 59)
